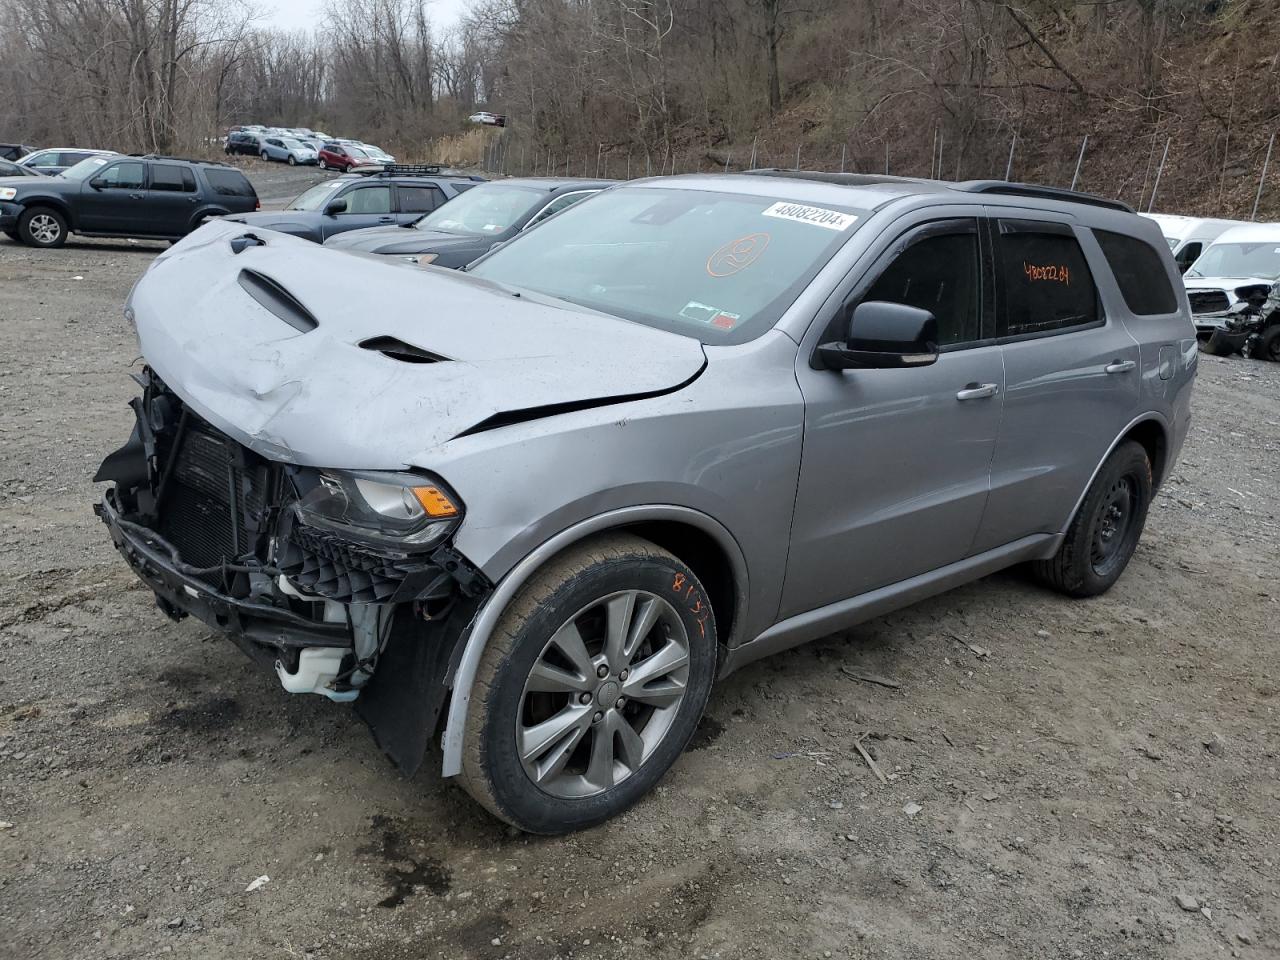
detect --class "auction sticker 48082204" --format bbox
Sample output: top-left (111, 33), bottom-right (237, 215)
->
top-left (762, 202), bottom-right (858, 231)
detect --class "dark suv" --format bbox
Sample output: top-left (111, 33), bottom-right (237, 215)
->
top-left (0, 154), bottom-right (258, 248)
top-left (221, 166), bottom-right (485, 243)
top-left (224, 132), bottom-right (262, 157)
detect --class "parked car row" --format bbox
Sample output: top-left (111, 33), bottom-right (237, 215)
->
top-left (1143, 212), bottom-right (1280, 361)
top-left (225, 124), bottom-right (396, 169)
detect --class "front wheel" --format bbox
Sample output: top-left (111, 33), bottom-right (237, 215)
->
top-left (260, 151), bottom-right (269, 161)
top-left (287, 155), bottom-right (296, 166)
top-left (19, 206), bottom-right (68, 248)
top-left (1031, 440), bottom-right (1152, 597)
top-left (459, 534), bottom-right (717, 834)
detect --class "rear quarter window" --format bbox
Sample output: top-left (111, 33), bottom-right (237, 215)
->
top-left (204, 168), bottom-right (255, 198)
top-left (1094, 229), bottom-right (1179, 315)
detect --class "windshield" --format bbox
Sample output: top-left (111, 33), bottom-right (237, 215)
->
top-left (287, 179), bottom-right (345, 211)
top-left (59, 156), bottom-right (111, 180)
top-left (362, 144), bottom-right (389, 156)
top-left (469, 186), bottom-right (865, 344)
top-left (1187, 241), bottom-right (1280, 280)
top-left (1165, 237), bottom-right (1178, 250)
top-left (415, 183), bottom-right (544, 236)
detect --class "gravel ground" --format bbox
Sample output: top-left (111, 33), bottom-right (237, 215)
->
top-left (1, 175), bottom-right (1278, 960)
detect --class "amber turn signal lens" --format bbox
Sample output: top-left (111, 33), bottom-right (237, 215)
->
top-left (412, 485), bottom-right (459, 518)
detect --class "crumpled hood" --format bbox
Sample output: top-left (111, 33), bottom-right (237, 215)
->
top-left (324, 226), bottom-right (475, 255)
top-left (130, 220), bottom-right (705, 469)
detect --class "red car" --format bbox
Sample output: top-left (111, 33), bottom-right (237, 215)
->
top-left (318, 142), bottom-right (374, 172)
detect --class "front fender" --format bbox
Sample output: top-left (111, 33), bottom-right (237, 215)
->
top-left (438, 503), bottom-right (748, 778)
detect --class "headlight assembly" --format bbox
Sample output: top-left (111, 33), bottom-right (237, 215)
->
top-left (0, 188), bottom-right (17, 201)
top-left (294, 469), bottom-right (462, 549)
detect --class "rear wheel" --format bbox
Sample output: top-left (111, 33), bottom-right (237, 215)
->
top-left (18, 206), bottom-right (67, 248)
top-left (459, 534), bottom-right (717, 834)
top-left (319, 159), bottom-right (328, 170)
top-left (1031, 440), bottom-right (1152, 598)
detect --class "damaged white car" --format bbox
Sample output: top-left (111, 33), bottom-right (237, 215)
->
top-left (96, 174), bottom-right (1195, 832)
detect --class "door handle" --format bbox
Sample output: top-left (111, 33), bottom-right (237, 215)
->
top-left (378, 216), bottom-right (394, 222)
top-left (956, 382), bottom-right (999, 401)
top-left (129, 193), bottom-right (144, 200)
top-left (1104, 360), bottom-right (1136, 374)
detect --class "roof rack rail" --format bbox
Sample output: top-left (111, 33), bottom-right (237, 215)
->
top-left (744, 168), bottom-right (935, 187)
top-left (956, 180), bottom-right (1134, 213)
top-left (349, 162), bottom-right (481, 179)
top-left (128, 153), bottom-right (232, 167)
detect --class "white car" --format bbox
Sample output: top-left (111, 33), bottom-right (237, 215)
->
top-left (1141, 213), bottom-right (1245, 274)
top-left (468, 112), bottom-right (505, 126)
top-left (1182, 222), bottom-right (1280, 335)
top-left (358, 143), bottom-right (396, 164)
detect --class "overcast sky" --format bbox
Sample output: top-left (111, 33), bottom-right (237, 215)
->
top-left (256, 0), bottom-right (470, 33)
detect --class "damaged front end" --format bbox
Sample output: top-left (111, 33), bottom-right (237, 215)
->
top-left (94, 368), bottom-right (490, 771)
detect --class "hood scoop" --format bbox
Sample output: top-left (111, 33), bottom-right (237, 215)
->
top-left (359, 336), bottom-right (451, 364)
top-left (237, 269), bottom-right (318, 333)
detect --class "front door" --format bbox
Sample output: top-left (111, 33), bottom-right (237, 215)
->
top-left (322, 183), bottom-right (395, 239)
top-left (971, 215), bottom-right (1141, 552)
top-left (781, 217), bottom-right (1004, 619)
top-left (77, 159), bottom-right (147, 232)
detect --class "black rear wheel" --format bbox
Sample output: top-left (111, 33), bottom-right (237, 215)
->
top-left (1031, 440), bottom-right (1152, 597)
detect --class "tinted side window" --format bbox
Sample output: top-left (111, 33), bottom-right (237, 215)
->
top-left (150, 163), bottom-right (194, 193)
top-left (1175, 241), bottom-right (1201, 273)
top-left (860, 220), bottom-right (982, 346)
top-left (1094, 229), bottom-right (1178, 315)
top-left (98, 161), bottom-right (145, 189)
top-left (343, 185), bottom-right (391, 214)
top-left (997, 220), bottom-right (1099, 336)
top-left (398, 184), bottom-right (444, 213)
top-left (205, 168), bottom-right (255, 197)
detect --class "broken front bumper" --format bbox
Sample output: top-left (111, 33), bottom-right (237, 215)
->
top-left (96, 489), bottom-right (352, 662)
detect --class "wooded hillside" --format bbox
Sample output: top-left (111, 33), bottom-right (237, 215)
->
top-left (1, 0), bottom-right (1276, 218)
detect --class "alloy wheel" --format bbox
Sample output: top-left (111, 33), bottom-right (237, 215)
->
top-left (517, 589), bottom-right (690, 799)
top-left (29, 214), bottom-right (61, 245)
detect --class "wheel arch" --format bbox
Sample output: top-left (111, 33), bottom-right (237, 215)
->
top-left (18, 195), bottom-right (76, 230)
top-left (439, 505), bottom-right (749, 778)
top-left (1059, 412), bottom-right (1171, 539)
top-left (188, 206), bottom-right (228, 231)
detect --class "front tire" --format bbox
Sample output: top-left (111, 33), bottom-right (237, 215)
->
top-left (287, 155), bottom-right (296, 166)
top-left (1258, 327), bottom-right (1280, 363)
top-left (1031, 440), bottom-right (1152, 597)
top-left (459, 534), bottom-right (717, 834)
top-left (260, 151), bottom-right (270, 162)
top-left (19, 206), bottom-right (67, 248)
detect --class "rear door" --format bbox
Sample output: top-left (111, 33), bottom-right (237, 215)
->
top-left (78, 159), bottom-right (147, 232)
top-left (971, 214), bottom-right (1141, 552)
top-left (781, 214), bottom-right (1004, 618)
top-left (145, 162), bottom-right (199, 235)
top-left (393, 181), bottom-right (446, 223)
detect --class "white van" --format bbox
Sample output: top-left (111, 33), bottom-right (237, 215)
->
top-left (1141, 213), bottom-right (1244, 274)
top-left (1182, 222), bottom-right (1280, 334)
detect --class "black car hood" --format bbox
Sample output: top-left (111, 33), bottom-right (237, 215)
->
top-left (323, 226), bottom-right (489, 255)
top-left (221, 211), bottom-right (321, 234)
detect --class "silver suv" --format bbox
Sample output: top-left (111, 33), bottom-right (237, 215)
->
top-left (95, 172), bottom-right (1196, 833)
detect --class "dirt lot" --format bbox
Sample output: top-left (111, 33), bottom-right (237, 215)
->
top-left (1, 173), bottom-right (1278, 960)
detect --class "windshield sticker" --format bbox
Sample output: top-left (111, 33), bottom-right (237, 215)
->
top-left (679, 301), bottom-right (741, 330)
top-left (1023, 262), bottom-right (1071, 285)
top-left (707, 232), bottom-right (771, 277)
top-left (762, 202), bottom-right (857, 231)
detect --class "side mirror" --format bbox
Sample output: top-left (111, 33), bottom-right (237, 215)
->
top-left (324, 198), bottom-right (348, 216)
top-left (89, 178), bottom-right (105, 190)
top-left (818, 301), bottom-right (939, 370)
